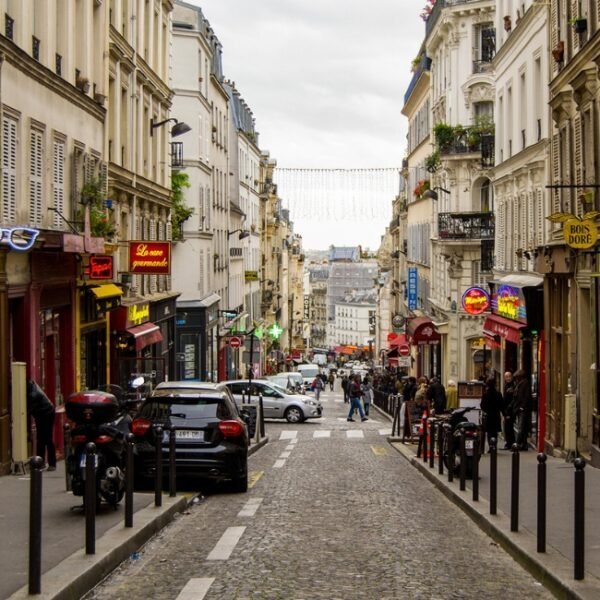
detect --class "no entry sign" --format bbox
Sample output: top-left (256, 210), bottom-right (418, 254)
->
top-left (229, 336), bottom-right (242, 348)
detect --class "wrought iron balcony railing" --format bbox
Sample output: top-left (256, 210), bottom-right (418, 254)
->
top-left (438, 211), bottom-right (495, 240)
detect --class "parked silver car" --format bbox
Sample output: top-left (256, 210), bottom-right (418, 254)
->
top-left (266, 372), bottom-right (305, 393)
top-left (221, 379), bottom-right (323, 423)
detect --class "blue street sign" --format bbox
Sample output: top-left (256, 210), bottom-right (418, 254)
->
top-left (408, 267), bottom-right (418, 310)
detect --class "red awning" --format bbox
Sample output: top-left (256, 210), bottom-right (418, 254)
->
top-left (483, 314), bottom-right (525, 345)
top-left (407, 317), bottom-right (441, 345)
top-left (126, 322), bottom-right (163, 351)
top-left (389, 333), bottom-right (408, 347)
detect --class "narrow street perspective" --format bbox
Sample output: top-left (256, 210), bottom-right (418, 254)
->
top-left (85, 389), bottom-right (551, 600)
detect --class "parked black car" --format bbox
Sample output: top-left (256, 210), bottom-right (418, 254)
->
top-left (131, 382), bottom-right (249, 492)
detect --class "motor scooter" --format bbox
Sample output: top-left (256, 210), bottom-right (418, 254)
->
top-left (442, 406), bottom-right (482, 479)
top-left (65, 389), bottom-right (132, 508)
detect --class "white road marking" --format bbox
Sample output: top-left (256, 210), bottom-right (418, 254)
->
top-left (285, 444), bottom-right (295, 450)
top-left (237, 497), bottom-right (263, 518)
top-left (279, 430), bottom-right (298, 440)
top-left (273, 459), bottom-right (286, 468)
top-left (333, 398), bottom-right (344, 403)
top-left (280, 451), bottom-right (291, 458)
top-left (313, 430), bottom-right (331, 438)
top-left (379, 428), bottom-right (393, 436)
top-left (206, 527), bottom-right (246, 560)
top-left (289, 438), bottom-right (298, 444)
top-left (175, 577), bottom-right (215, 599)
top-left (346, 430), bottom-right (364, 439)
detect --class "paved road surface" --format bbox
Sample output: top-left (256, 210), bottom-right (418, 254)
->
top-left (85, 388), bottom-right (552, 599)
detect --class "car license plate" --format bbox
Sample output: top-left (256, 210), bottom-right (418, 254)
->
top-left (79, 454), bottom-right (99, 469)
top-left (465, 439), bottom-right (474, 450)
top-left (164, 429), bottom-right (204, 441)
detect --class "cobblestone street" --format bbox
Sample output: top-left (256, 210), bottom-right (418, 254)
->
top-left (85, 389), bottom-right (552, 600)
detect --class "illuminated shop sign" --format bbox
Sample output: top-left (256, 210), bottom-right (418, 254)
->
top-left (462, 287), bottom-right (490, 315)
top-left (89, 255), bottom-right (114, 280)
top-left (128, 241), bottom-right (171, 275)
top-left (407, 268), bottom-right (418, 310)
top-left (0, 227), bottom-right (39, 251)
top-left (128, 303), bottom-right (150, 325)
top-left (494, 284), bottom-right (527, 322)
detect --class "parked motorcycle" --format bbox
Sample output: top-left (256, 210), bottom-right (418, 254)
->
top-left (65, 390), bottom-right (133, 508)
top-left (442, 406), bottom-right (482, 479)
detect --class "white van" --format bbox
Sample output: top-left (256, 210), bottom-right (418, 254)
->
top-left (296, 364), bottom-right (321, 388)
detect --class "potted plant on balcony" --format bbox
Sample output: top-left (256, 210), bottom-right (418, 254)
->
top-left (413, 179), bottom-right (431, 199)
top-left (171, 171), bottom-right (193, 242)
top-left (570, 16), bottom-right (587, 34)
top-left (78, 177), bottom-right (117, 240)
top-left (425, 150), bottom-right (440, 173)
top-left (433, 122), bottom-right (455, 152)
top-left (552, 41), bottom-right (565, 63)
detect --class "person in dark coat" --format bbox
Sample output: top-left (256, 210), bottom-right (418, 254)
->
top-left (513, 369), bottom-right (532, 450)
top-left (402, 376), bottom-right (417, 403)
top-left (426, 376), bottom-right (447, 414)
top-left (502, 371), bottom-right (516, 449)
top-left (480, 377), bottom-right (503, 452)
top-left (26, 379), bottom-right (56, 470)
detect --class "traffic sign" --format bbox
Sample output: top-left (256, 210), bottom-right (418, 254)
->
top-left (229, 336), bottom-right (242, 348)
top-left (399, 343), bottom-right (410, 357)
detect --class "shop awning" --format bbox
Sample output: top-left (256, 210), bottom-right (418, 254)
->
top-left (388, 333), bottom-right (408, 347)
top-left (90, 283), bottom-right (123, 300)
top-left (491, 274), bottom-right (543, 288)
top-left (407, 317), bottom-right (441, 345)
top-left (483, 314), bottom-right (525, 344)
top-left (126, 322), bottom-right (163, 351)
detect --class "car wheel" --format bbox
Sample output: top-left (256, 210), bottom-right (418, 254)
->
top-left (230, 472), bottom-right (248, 493)
top-left (284, 406), bottom-right (304, 423)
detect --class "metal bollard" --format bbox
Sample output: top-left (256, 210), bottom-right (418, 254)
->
top-left (125, 433), bottom-right (134, 528)
top-left (85, 442), bottom-right (97, 555)
top-left (438, 423), bottom-right (444, 475)
top-left (574, 458), bottom-right (586, 580)
top-left (510, 444), bottom-right (520, 532)
top-left (422, 416), bottom-right (428, 463)
top-left (489, 437), bottom-right (497, 515)
top-left (537, 453), bottom-right (547, 553)
top-left (259, 394), bottom-right (265, 437)
top-left (429, 420), bottom-right (435, 469)
top-left (447, 428), bottom-right (454, 483)
top-left (154, 426), bottom-right (163, 507)
top-left (472, 433), bottom-right (479, 502)
top-left (169, 425), bottom-right (177, 498)
top-left (459, 432), bottom-right (466, 491)
top-left (28, 456), bottom-right (44, 595)
top-left (63, 422), bottom-right (72, 492)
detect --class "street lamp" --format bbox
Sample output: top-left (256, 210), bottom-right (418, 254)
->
top-left (150, 117), bottom-right (192, 137)
top-left (422, 187), bottom-right (450, 201)
top-left (227, 229), bottom-right (250, 240)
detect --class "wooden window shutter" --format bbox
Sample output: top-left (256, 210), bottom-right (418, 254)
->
top-left (551, 133), bottom-right (561, 217)
top-left (496, 201), bottom-right (506, 270)
top-left (571, 1), bottom-right (580, 54)
top-left (573, 113), bottom-right (583, 196)
top-left (199, 187), bottom-right (205, 231)
top-left (2, 116), bottom-right (17, 223)
top-left (563, 123), bottom-right (573, 213)
top-left (29, 130), bottom-right (43, 227)
top-left (198, 249), bottom-right (205, 296)
top-left (535, 189), bottom-right (544, 247)
top-left (551, 1), bottom-right (559, 75)
top-left (527, 190), bottom-right (535, 250)
top-left (52, 139), bottom-right (65, 229)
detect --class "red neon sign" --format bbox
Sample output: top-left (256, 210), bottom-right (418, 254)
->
top-left (89, 255), bottom-right (114, 280)
top-left (462, 287), bottom-right (490, 315)
top-left (128, 241), bottom-right (171, 275)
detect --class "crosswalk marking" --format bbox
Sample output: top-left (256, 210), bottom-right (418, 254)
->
top-left (279, 430), bottom-right (298, 440)
top-left (175, 578), bottom-right (215, 599)
top-left (289, 438), bottom-right (298, 444)
top-left (285, 444), bottom-right (295, 450)
top-left (346, 430), bottom-right (364, 439)
top-left (273, 459), bottom-right (286, 468)
top-left (379, 429), bottom-right (392, 436)
top-left (237, 497), bottom-right (263, 518)
top-left (313, 430), bottom-right (331, 438)
top-left (207, 527), bottom-right (246, 560)
top-left (280, 451), bottom-right (291, 458)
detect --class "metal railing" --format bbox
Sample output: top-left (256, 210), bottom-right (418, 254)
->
top-left (438, 211), bottom-right (495, 240)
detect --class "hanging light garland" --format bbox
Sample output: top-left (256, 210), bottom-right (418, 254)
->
top-left (274, 167), bottom-right (400, 222)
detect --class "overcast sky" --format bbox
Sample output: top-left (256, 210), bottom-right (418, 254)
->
top-left (187, 0), bottom-right (426, 250)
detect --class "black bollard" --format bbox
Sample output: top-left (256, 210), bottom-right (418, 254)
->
top-left (438, 423), bottom-right (444, 475)
top-left (125, 433), bottom-right (134, 528)
top-left (447, 428), bottom-right (454, 483)
top-left (489, 437), bottom-right (497, 515)
top-left (510, 444), bottom-right (520, 532)
top-left (63, 423), bottom-right (72, 492)
top-left (259, 394), bottom-right (265, 437)
top-left (169, 425), bottom-right (177, 498)
top-left (472, 434), bottom-right (479, 502)
top-left (154, 426), bottom-right (163, 507)
top-left (422, 416), bottom-right (428, 463)
top-left (537, 453), bottom-right (547, 553)
top-left (459, 433), bottom-right (466, 491)
top-left (85, 442), bottom-right (97, 555)
top-left (28, 456), bottom-right (44, 595)
top-left (574, 458), bottom-right (586, 580)
top-left (429, 420), bottom-right (435, 469)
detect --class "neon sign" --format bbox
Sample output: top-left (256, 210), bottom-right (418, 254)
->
top-left (462, 287), bottom-right (490, 315)
top-left (89, 255), bottom-right (114, 280)
top-left (0, 227), bottom-right (39, 251)
top-left (495, 284), bottom-right (527, 321)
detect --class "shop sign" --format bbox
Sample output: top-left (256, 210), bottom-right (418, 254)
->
top-left (128, 303), bottom-right (150, 325)
top-left (88, 255), bottom-right (113, 280)
top-left (245, 270), bottom-right (258, 282)
top-left (494, 285), bottom-right (526, 322)
top-left (547, 211), bottom-right (600, 250)
top-left (0, 226), bottom-right (39, 251)
top-left (462, 287), bottom-right (490, 315)
top-left (128, 241), bottom-right (171, 274)
top-left (408, 268), bottom-right (418, 310)
top-left (392, 314), bottom-right (405, 330)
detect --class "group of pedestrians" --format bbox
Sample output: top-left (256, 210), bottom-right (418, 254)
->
top-left (339, 373), bottom-right (373, 422)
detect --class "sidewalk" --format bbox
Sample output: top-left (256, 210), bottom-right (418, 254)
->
top-left (2, 435), bottom-right (268, 600)
top-left (389, 434), bottom-right (600, 600)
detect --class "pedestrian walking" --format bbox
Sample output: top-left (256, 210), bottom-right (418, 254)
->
top-left (312, 375), bottom-right (324, 401)
top-left (26, 379), bottom-right (56, 471)
top-left (446, 380), bottom-right (458, 410)
top-left (513, 369), bottom-right (532, 450)
top-left (328, 371), bottom-right (335, 391)
top-left (347, 374), bottom-right (367, 422)
top-left (502, 371), bottom-right (516, 449)
top-left (426, 376), bottom-right (447, 414)
top-left (361, 376), bottom-right (374, 416)
top-left (341, 374), bottom-right (350, 403)
top-left (480, 377), bottom-right (502, 452)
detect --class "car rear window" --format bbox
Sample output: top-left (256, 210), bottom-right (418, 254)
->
top-left (140, 396), bottom-right (232, 420)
